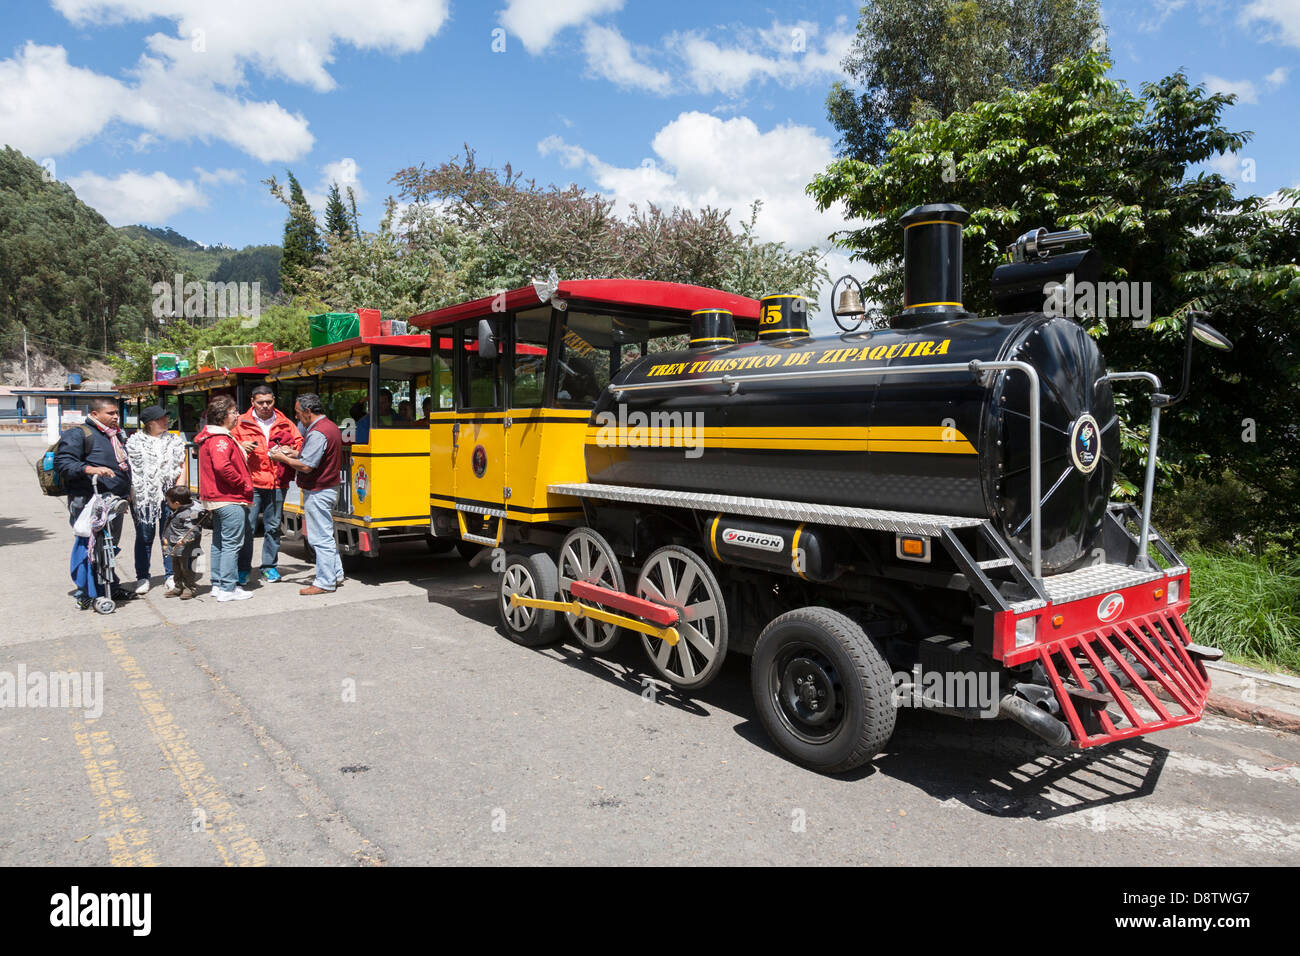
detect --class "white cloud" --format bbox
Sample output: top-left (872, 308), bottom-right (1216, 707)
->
top-left (539, 110), bottom-right (849, 252)
top-left (194, 166), bottom-right (242, 185)
top-left (1241, 0), bottom-right (1300, 48)
top-left (0, 43), bottom-right (145, 156)
top-left (3, 1), bottom-right (451, 162)
top-left (1206, 151), bottom-right (1244, 178)
top-left (672, 20), bottom-right (853, 95)
top-left (1138, 0), bottom-right (1187, 32)
top-left (52, 0), bottom-right (451, 92)
top-left (1265, 66), bottom-right (1290, 89)
top-left (67, 169), bottom-right (208, 225)
top-left (1203, 74), bottom-right (1258, 103)
top-left (304, 157), bottom-right (366, 212)
top-left (499, 0), bottom-right (623, 55)
top-left (582, 24), bottom-right (671, 93)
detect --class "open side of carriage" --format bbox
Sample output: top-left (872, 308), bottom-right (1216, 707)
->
top-left (258, 334), bottom-right (441, 568)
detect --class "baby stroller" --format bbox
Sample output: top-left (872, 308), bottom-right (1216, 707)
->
top-left (71, 475), bottom-right (132, 614)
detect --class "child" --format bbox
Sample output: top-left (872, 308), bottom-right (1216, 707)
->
top-left (161, 486), bottom-right (208, 599)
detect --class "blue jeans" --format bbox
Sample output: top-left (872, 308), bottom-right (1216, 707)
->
top-left (238, 487), bottom-right (286, 573)
top-left (303, 487), bottom-right (342, 591)
top-left (209, 504), bottom-right (247, 593)
top-left (132, 503), bottom-right (174, 579)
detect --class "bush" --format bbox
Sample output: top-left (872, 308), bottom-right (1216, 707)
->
top-left (1184, 550), bottom-right (1300, 674)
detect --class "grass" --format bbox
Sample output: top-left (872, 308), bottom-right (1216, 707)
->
top-left (1183, 550), bottom-right (1300, 676)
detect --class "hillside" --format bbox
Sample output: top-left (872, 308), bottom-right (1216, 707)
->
top-left (117, 225), bottom-right (283, 295)
top-left (0, 147), bottom-right (285, 382)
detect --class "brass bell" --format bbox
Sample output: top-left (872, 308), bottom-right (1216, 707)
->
top-left (835, 283), bottom-right (865, 317)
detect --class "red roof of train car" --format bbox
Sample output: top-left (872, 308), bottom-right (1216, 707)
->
top-left (408, 279), bottom-right (763, 330)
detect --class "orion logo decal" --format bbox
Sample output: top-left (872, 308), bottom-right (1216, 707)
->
top-left (722, 528), bottom-right (784, 552)
top-left (1070, 414), bottom-right (1100, 475)
top-left (354, 465), bottom-right (368, 502)
top-left (1097, 592), bottom-right (1125, 622)
top-left (472, 445), bottom-right (487, 478)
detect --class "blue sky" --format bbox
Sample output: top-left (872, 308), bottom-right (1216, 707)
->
top-left (2, 0), bottom-right (1297, 283)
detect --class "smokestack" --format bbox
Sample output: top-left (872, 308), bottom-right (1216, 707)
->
top-left (690, 309), bottom-right (736, 349)
top-left (757, 294), bottom-right (811, 342)
top-left (898, 203), bottom-right (969, 327)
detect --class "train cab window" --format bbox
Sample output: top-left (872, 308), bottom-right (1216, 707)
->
top-left (554, 310), bottom-right (691, 408)
top-left (375, 350), bottom-right (433, 427)
top-left (431, 340), bottom-right (454, 411)
top-left (457, 323), bottom-right (500, 410)
top-left (511, 306), bottom-right (552, 408)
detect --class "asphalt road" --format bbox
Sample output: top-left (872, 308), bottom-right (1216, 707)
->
top-left (2, 435), bottom-right (1298, 865)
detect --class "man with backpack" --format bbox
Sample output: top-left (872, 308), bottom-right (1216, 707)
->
top-left (52, 397), bottom-right (132, 607)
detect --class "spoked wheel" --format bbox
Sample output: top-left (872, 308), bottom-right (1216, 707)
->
top-left (636, 546), bottom-right (728, 691)
top-left (93, 596), bottom-right (116, 614)
top-left (752, 607), bottom-right (895, 774)
top-left (497, 550), bottom-right (561, 647)
top-left (558, 528), bottom-right (625, 652)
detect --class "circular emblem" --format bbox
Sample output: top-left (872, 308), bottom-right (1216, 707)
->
top-left (1070, 414), bottom-right (1101, 475)
top-left (354, 465), bottom-right (368, 502)
top-left (472, 444), bottom-right (487, 478)
top-left (1097, 592), bottom-right (1125, 623)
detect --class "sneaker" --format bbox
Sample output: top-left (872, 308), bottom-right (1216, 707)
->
top-left (262, 567), bottom-right (281, 583)
top-left (75, 592), bottom-right (92, 610)
top-left (134, 577), bottom-right (150, 595)
top-left (237, 571), bottom-right (249, 586)
top-left (215, 588), bottom-right (254, 603)
top-left (164, 575), bottom-right (175, 592)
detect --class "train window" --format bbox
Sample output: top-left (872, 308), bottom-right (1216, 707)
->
top-left (554, 310), bottom-right (691, 407)
top-left (374, 351), bottom-right (433, 427)
top-left (431, 339), bottom-right (453, 411)
top-left (457, 323), bottom-right (500, 410)
top-left (511, 306), bottom-right (551, 408)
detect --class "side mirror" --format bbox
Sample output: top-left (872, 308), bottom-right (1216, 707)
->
top-left (1192, 319), bottom-right (1233, 351)
top-left (1160, 312), bottom-right (1232, 408)
top-left (477, 319), bottom-right (499, 359)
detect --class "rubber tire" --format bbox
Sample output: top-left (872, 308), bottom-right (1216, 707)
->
top-left (751, 607), bottom-right (896, 774)
top-left (425, 534), bottom-right (456, 555)
top-left (94, 596), bottom-right (115, 614)
top-left (497, 550), bottom-right (562, 647)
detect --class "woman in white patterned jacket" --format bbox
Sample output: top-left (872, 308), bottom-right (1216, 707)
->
top-left (125, 405), bottom-right (187, 595)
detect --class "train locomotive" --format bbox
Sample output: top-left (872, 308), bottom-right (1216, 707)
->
top-left (487, 203), bottom-right (1227, 773)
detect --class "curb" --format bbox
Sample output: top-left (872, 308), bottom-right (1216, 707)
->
top-left (1204, 693), bottom-right (1300, 735)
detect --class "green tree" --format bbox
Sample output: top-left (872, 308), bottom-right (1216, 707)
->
top-left (808, 53), bottom-right (1297, 548)
top-left (391, 147), bottom-right (826, 305)
top-left (324, 182), bottom-right (351, 240)
top-left (269, 171), bottom-right (322, 294)
top-left (827, 0), bottom-right (1104, 162)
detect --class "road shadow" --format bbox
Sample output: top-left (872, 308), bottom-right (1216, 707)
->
top-left (867, 709), bottom-right (1169, 817)
top-left (0, 515), bottom-right (53, 547)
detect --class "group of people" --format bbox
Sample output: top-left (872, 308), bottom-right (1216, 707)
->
top-left (55, 388), bottom-right (347, 605)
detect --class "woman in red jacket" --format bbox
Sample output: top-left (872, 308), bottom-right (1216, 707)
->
top-left (196, 395), bottom-right (255, 602)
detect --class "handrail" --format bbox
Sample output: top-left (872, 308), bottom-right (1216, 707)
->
top-left (1098, 371), bottom-right (1163, 570)
top-left (607, 357), bottom-right (1045, 578)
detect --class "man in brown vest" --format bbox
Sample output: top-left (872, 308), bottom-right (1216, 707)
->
top-left (269, 393), bottom-right (343, 595)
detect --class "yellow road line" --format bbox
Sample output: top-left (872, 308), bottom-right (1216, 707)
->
top-left (101, 631), bottom-right (267, 867)
top-left (72, 721), bottom-right (158, 867)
